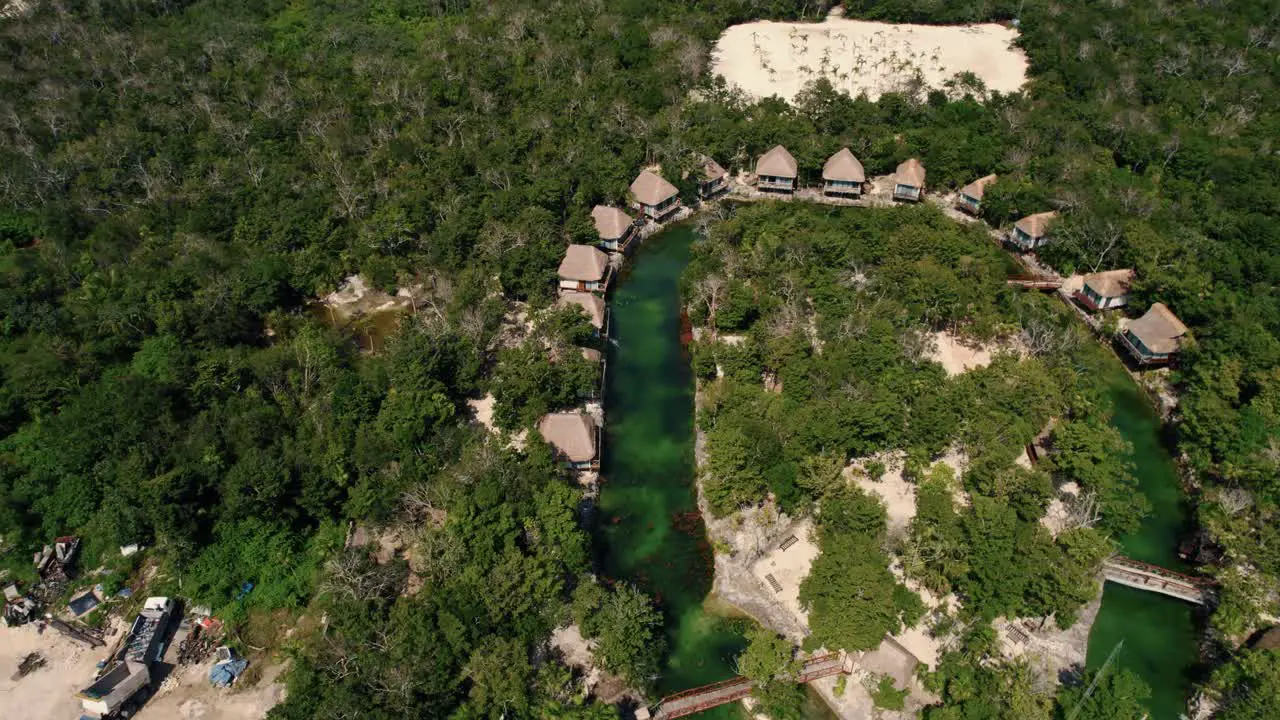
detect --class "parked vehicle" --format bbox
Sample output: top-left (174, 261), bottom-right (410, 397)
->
top-left (125, 597), bottom-right (175, 665)
top-left (75, 596), bottom-right (177, 718)
top-left (76, 660), bottom-right (150, 718)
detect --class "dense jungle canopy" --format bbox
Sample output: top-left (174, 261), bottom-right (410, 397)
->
top-left (1, 0), bottom-right (1278, 717)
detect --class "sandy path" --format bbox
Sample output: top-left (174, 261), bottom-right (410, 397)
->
top-left (711, 17), bottom-right (1027, 103)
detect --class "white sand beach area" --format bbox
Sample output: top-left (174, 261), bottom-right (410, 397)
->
top-left (712, 17), bottom-right (1028, 102)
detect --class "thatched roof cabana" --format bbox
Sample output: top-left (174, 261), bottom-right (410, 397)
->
top-left (538, 412), bottom-right (597, 463)
top-left (823, 148), bottom-right (866, 183)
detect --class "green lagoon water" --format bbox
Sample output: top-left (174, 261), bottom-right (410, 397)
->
top-left (596, 225), bottom-right (835, 720)
top-left (1086, 362), bottom-right (1198, 719)
top-left (596, 225), bottom-right (748, 717)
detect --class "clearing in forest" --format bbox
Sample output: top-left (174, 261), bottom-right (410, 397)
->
top-left (928, 330), bottom-right (1015, 376)
top-left (711, 17), bottom-right (1028, 102)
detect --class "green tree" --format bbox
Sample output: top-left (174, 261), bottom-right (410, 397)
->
top-left (1210, 648), bottom-right (1280, 720)
top-left (1055, 668), bottom-right (1151, 720)
top-left (801, 489), bottom-right (924, 651)
top-left (462, 637), bottom-right (534, 718)
top-left (573, 581), bottom-right (665, 688)
top-left (737, 626), bottom-right (800, 684)
top-left (1047, 417), bottom-right (1149, 536)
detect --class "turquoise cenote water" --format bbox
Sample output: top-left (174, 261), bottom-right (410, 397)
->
top-left (596, 225), bottom-right (748, 717)
top-left (595, 225), bottom-right (839, 720)
top-left (1086, 364), bottom-right (1199, 720)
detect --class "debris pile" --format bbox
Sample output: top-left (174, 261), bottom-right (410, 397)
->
top-left (3, 535), bottom-right (83, 626)
top-left (3, 583), bottom-right (38, 626)
top-left (33, 536), bottom-right (80, 581)
top-left (176, 620), bottom-right (221, 665)
top-left (209, 646), bottom-right (249, 688)
top-left (47, 617), bottom-right (106, 648)
top-left (10, 652), bottom-right (45, 681)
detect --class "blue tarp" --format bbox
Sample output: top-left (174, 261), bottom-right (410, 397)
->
top-left (209, 658), bottom-right (249, 688)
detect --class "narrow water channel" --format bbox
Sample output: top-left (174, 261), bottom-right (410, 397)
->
top-left (596, 225), bottom-right (748, 713)
top-left (1086, 362), bottom-right (1198, 720)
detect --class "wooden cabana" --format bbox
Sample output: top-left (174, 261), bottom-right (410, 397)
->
top-left (592, 205), bottom-right (637, 253)
top-left (755, 145), bottom-right (798, 194)
top-left (538, 412), bottom-right (599, 469)
top-left (557, 244), bottom-right (612, 293)
top-left (1075, 269), bottom-right (1135, 311)
top-left (1118, 303), bottom-right (1188, 365)
top-left (630, 171), bottom-right (681, 221)
top-left (957, 174), bottom-right (997, 214)
top-left (1008, 211), bottom-right (1058, 251)
top-left (822, 148), bottom-right (866, 197)
top-left (892, 158), bottom-right (926, 202)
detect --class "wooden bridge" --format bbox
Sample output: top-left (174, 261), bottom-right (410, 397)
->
top-left (1103, 556), bottom-right (1213, 605)
top-left (646, 653), bottom-right (847, 720)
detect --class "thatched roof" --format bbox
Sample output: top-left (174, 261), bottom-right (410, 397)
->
top-left (700, 155), bottom-right (728, 181)
top-left (630, 171), bottom-right (678, 206)
top-left (756, 145), bottom-right (798, 178)
top-left (591, 205), bottom-right (633, 241)
top-left (557, 291), bottom-right (606, 329)
top-left (1014, 211), bottom-right (1058, 238)
top-left (538, 412), bottom-right (596, 463)
top-left (558, 245), bottom-right (609, 282)
top-left (896, 158), bottom-right (926, 188)
top-left (823, 148), bottom-right (866, 183)
top-left (1083, 269), bottom-right (1134, 298)
top-left (960, 174), bottom-right (998, 200)
top-left (1127, 303), bottom-right (1188, 354)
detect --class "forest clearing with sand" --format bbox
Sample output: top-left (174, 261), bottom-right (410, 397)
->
top-left (0, 622), bottom-right (287, 720)
top-left (711, 15), bottom-right (1028, 102)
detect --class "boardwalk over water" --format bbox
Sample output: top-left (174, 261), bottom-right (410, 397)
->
top-left (1103, 556), bottom-right (1212, 605)
top-left (647, 653), bottom-right (847, 720)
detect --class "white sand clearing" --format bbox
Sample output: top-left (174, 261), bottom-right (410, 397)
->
top-left (550, 624), bottom-right (595, 670)
top-left (711, 17), bottom-right (1027, 103)
top-left (1040, 481), bottom-right (1080, 537)
top-left (848, 452), bottom-right (917, 536)
top-left (0, 624), bottom-right (109, 720)
top-left (0, 622), bottom-right (286, 720)
top-left (849, 448), bottom-right (970, 536)
top-left (748, 519), bottom-right (821, 627)
top-left (138, 660), bottom-right (287, 720)
top-left (929, 330), bottom-right (999, 376)
top-left (467, 394), bottom-right (498, 434)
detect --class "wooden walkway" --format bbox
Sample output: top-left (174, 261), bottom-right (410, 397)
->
top-left (1103, 556), bottom-right (1213, 605)
top-left (1007, 275), bottom-right (1063, 290)
top-left (648, 653), bottom-right (847, 720)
